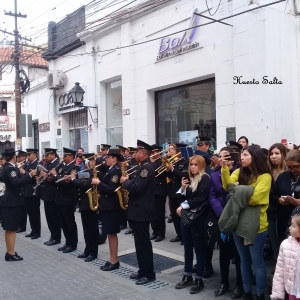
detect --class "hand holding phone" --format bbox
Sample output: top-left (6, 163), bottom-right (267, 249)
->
top-left (182, 171), bottom-right (190, 182)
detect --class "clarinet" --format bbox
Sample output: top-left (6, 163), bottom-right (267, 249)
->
top-left (32, 163), bottom-right (60, 195)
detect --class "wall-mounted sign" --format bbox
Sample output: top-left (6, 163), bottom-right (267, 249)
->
top-left (0, 134), bottom-right (12, 141)
top-left (55, 88), bottom-right (87, 114)
top-left (39, 122), bottom-right (50, 132)
top-left (0, 115), bottom-right (9, 128)
top-left (226, 127), bottom-right (236, 141)
top-left (123, 109), bottom-right (130, 116)
top-left (57, 128), bottom-right (61, 136)
top-left (156, 9), bottom-right (200, 62)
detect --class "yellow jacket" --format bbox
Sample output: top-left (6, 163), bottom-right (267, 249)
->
top-left (221, 167), bottom-right (272, 233)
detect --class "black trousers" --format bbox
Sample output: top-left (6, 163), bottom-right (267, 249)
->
top-left (24, 196), bottom-right (41, 235)
top-left (218, 233), bottom-right (242, 287)
top-left (169, 196), bottom-right (182, 238)
top-left (129, 220), bottom-right (155, 279)
top-left (81, 210), bottom-right (99, 257)
top-left (120, 209), bottom-right (127, 227)
top-left (151, 195), bottom-right (166, 237)
top-left (58, 205), bottom-right (78, 247)
top-left (44, 201), bottom-right (61, 241)
top-left (18, 203), bottom-right (27, 230)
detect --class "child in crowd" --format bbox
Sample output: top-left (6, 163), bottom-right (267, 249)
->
top-left (271, 212), bottom-right (300, 300)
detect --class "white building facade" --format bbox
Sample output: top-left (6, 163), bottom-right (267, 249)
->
top-left (22, 0), bottom-right (300, 152)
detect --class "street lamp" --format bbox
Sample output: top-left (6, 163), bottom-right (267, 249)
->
top-left (69, 82), bottom-right (98, 125)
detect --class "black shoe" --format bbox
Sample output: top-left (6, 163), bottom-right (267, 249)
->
top-left (190, 278), bottom-right (204, 294)
top-left (120, 225), bottom-right (127, 230)
top-left (31, 234), bottom-right (40, 240)
top-left (231, 286), bottom-right (243, 299)
top-left (125, 228), bottom-right (133, 235)
top-left (130, 272), bottom-right (142, 280)
top-left (215, 283), bottom-right (229, 297)
top-left (44, 239), bottom-right (52, 245)
top-left (47, 240), bottom-right (60, 246)
top-left (167, 215), bottom-right (173, 223)
top-left (242, 291), bottom-right (253, 300)
top-left (135, 277), bottom-right (155, 285)
top-left (25, 232), bottom-right (33, 238)
top-left (155, 236), bottom-right (165, 242)
top-left (84, 255), bottom-right (97, 262)
top-left (170, 236), bottom-right (181, 242)
top-left (63, 246), bottom-right (76, 253)
top-left (256, 295), bottom-right (265, 300)
top-left (5, 252), bottom-right (23, 261)
top-left (175, 275), bottom-right (194, 289)
top-left (57, 244), bottom-right (68, 251)
top-left (78, 253), bottom-right (88, 259)
top-left (203, 267), bottom-right (214, 278)
top-left (100, 261), bottom-right (110, 270)
top-left (16, 228), bottom-right (26, 233)
top-left (150, 234), bottom-right (157, 240)
top-left (102, 261), bottom-right (120, 271)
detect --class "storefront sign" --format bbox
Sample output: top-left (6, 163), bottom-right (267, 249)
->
top-left (55, 88), bottom-right (87, 114)
top-left (156, 9), bottom-right (200, 62)
top-left (0, 134), bottom-right (12, 141)
top-left (39, 122), bottom-right (50, 132)
top-left (0, 115), bottom-right (9, 128)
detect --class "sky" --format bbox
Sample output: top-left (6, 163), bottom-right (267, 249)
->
top-left (0, 0), bottom-right (86, 46)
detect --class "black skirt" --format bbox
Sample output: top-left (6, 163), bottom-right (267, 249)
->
top-left (2, 206), bottom-right (22, 231)
top-left (100, 210), bottom-right (121, 235)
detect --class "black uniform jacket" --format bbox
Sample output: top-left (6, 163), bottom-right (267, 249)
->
top-left (23, 158), bottom-right (39, 197)
top-left (40, 158), bottom-right (60, 202)
top-left (98, 163), bottom-right (121, 211)
top-left (71, 172), bottom-right (93, 212)
top-left (123, 158), bottom-right (155, 222)
top-left (1, 162), bottom-right (32, 207)
top-left (153, 159), bottom-right (167, 196)
top-left (166, 157), bottom-right (189, 197)
top-left (55, 160), bottom-right (80, 206)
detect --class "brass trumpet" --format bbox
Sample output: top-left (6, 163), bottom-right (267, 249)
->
top-left (149, 149), bottom-right (168, 158)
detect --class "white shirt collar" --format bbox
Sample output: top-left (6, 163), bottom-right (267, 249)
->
top-left (66, 159), bottom-right (75, 167)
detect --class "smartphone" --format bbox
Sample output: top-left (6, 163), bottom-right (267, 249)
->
top-left (224, 152), bottom-right (239, 161)
top-left (288, 142), bottom-right (294, 150)
top-left (182, 170), bottom-right (190, 182)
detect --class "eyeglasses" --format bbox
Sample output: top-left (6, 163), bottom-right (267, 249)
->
top-left (287, 165), bottom-right (300, 170)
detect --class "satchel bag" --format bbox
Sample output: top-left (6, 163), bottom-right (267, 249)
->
top-left (181, 202), bottom-right (208, 227)
top-left (205, 210), bottom-right (219, 249)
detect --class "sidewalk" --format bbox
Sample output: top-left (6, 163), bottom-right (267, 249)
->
top-left (0, 204), bottom-right (273, 300)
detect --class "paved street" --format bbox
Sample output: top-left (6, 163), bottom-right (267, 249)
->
top-left (0, 204), bottom-right (273, 300)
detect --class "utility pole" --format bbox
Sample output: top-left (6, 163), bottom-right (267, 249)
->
top-left (4, 0), bottom-right (28, 148)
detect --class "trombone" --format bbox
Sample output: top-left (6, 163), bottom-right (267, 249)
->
top-left (155, 153), bottom-right (182, 177)
top-left (149, 149), bottom-right (168, 159)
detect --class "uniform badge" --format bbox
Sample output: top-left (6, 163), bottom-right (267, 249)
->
top-left (140, 169), bottom-right (148, 178)
top-left (10, 171), bottom-right (17, 177)
top-left (58, 168), bottom-right (63, 174)
top-left (111, 175), bottom-right (119, 183)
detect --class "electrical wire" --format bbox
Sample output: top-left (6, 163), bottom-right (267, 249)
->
top-left (205, 0), bottom-right (222, 16)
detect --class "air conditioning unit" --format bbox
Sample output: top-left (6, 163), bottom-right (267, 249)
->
top-left (47, 70), bottom-right (67, 90)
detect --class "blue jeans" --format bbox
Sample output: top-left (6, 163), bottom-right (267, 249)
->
top-left (181, 220), bottom-right (206, 279)
top-left (233, 231), bottom-right (267, 296)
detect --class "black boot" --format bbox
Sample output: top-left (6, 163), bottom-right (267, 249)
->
top-left (175, 275), bottom-right (193, 289)
top-left (190, 278), bottom-right (204, 294)
top-left (242, 291), bottom-right (253, 300)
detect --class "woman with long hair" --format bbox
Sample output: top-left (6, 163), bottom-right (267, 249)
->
top-left (175, 155), bottom-right (210, 294)
top-left (1, 148), bottom-right (36, 261)
top-left (221, 145), bottom-right (272, 300)
top-left (211, 147), bottom-right (243, 299)
top-left (267, 143), bottom-right (287, 262)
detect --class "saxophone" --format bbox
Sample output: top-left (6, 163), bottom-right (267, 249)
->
top-left (85, 167), bottom-right (100, 212)
top-left (115, 162), bottom-right (129, 210)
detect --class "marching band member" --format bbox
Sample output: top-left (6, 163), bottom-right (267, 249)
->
top-left (71, 153), bottom-right (99, 262)
top-left (150, 144), bottom-right (167, 242)
top-left (1, 148), bottom-right (37, 261)
top-left (24, 148), bottom-right (41, 240)
top-left (50, 147), bottom-right (80, 253)
top-left (39, 148), bottom-right (61, 246)
top-left (96, 144), bottom-right (111, 165)
top-left (120, 140), bottom-right (156, 285)
top-left (92, 148), bottom-right (123, 271)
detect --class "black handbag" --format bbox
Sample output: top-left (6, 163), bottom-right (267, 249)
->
top-left (97, 220), bottom-right (107, 245)
top-left (205, 210), bottom-right (218, 249)
top-left (181, 202), bottom-right (208, 227)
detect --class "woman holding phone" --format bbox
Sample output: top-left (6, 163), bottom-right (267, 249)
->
top-left (221, 145), bottom-right (272, 300)
top-left (175, 155), bottom-right (210, 294)
top-left (210, 147), bottom-right (243, 299)
top-left (273, 150), bottom-right (300, 244)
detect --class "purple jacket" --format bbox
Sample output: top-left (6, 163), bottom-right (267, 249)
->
top-left (209, 167), bottom-right (237, 218)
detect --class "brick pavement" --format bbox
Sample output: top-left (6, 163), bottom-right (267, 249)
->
top-left (0, 206), bottom-right (273, 300)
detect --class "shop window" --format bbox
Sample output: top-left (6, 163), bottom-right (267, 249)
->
top-left (106, 80), bottom-right (123, 146)
top-left (0, 101), bottom-right (7, 115)
top-left (156, 79), bottom-right (216, 148)
top-left (69, 108), bottom-right (88, 151)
